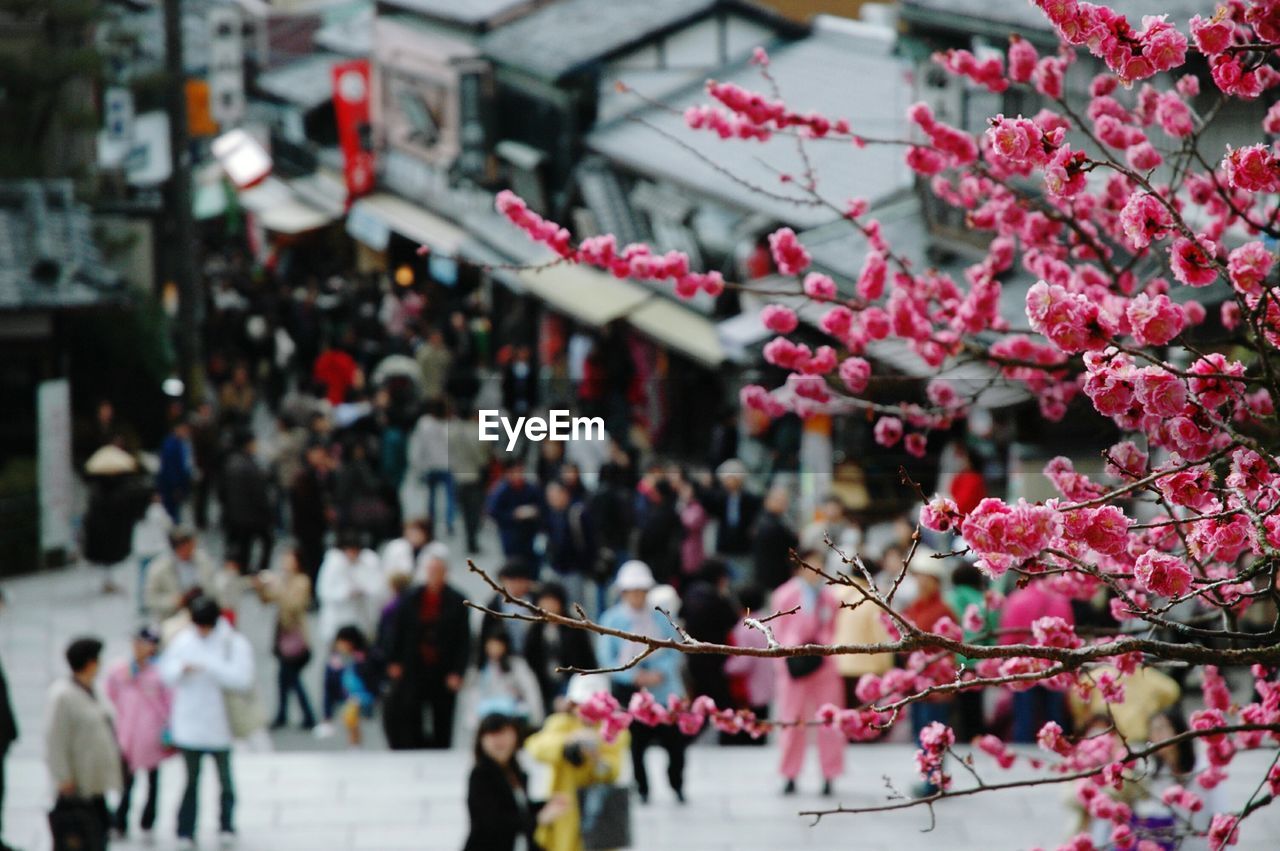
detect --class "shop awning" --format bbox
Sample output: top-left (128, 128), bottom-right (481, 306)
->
top-left (347, 193), bottom-right (466, 255)
top-left (238, 178), bottom-right (338, 234)
top-left (515, 262), bottom-right (651, 328)
top-left (627, 297), bottom-right (726, 367)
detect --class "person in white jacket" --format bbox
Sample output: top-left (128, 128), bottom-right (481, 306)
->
top-left (315, 532), bottom-right (385, 647)
top-left (314, 533), bottom-right (384, 738)
top-left (158, 597), bottom-right (254, 850)
top-left (379, 517), bottom-right (431, 584)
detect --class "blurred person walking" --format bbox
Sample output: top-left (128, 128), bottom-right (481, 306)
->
top-left (220, 431), bottom-right (273, 574)
top-left (382, 543), bottom-right (471, 749)
top-left (104, 627), bottom-right (171, 842)
top-left (45, 637), bottom-right (121, 851)
top-left (597, 561), bottom-right (688, 804)
top-left (487, 463), bottom-right (542, 567)
top-left (448, 407), bottom-right (491, 554)
top-left (771, 549), bottom-right (844, 796)
top-left (408, 401), bottom-right (455, 537)
top-left (158, 598), bottom-right (255, 849)
top-left (253, 547), bottom-right (317, 730)
top-left (753, 486), bottom-right (798, 592)
top-left (524, 582), bottom-right (598, 711)
top-left (144, 526), bottom-right (217, 623)
top-left (525, 674), bottom-right (629, 851)
top-left (464, 713), bottom-right (569, 851)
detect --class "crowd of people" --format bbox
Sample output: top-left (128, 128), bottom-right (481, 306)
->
top-left (33, 257), bottom-right (1227, 851)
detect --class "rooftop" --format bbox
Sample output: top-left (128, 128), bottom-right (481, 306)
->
top-left (377, 0), bottom-right (540, 29)
top-left (587, 31), bottom-right (912, 229)
top-left (0, 182), bottom-right (123, 314)
top-left (900, 0), bottom-right (1209, 39)
top-left (255, 52), bottom-right (348, 111)
top-left (482, 0), bottom-right (725, 81)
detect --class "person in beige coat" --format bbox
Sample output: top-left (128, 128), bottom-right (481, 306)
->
top-left (45, 637), bottom-right (122, 848)
top-left (832, 571), bottom-right (894, 708)
top-left (144, 526), bottom-right (217, 622)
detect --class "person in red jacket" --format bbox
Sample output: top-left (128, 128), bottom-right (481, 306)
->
top-left (949, 445), bottom-right (987, 516)
top-left (312, 343), bottom-right (358, 407)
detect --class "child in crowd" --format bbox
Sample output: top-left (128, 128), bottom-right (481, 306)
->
top-left (332, 626), bottom-right (378, 748)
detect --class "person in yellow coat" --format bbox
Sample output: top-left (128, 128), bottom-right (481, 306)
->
top-left (525, 674), bottom-right (629, 851)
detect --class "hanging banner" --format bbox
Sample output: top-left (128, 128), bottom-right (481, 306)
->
top-left (333, 59), bottom-right (375, 201)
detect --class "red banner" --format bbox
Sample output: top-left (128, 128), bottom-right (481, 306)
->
top-left (333, 59), bottom-right (375, 202)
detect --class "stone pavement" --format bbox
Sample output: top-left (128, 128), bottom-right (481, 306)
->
top-left (4, 541), bottom-right (1280, 849)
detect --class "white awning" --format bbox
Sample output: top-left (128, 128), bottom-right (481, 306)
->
top-left (347, 193), bottom-right (466, 255)
top-left (628, 297), bottom-right (726, 367)
top-left (515, 262), bottom-right (651, 328)
top-left (238, 178), bottom-right (337, 235)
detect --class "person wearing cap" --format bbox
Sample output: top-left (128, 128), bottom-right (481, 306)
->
top-left (157, 597), bottom-right (254, 849)
top-left (901, 554), bottom-right (958, 795)
top-left (45, 637), bottom-right (122, 851)
top-left (480, 560), bottom-right (537, 656)
top-left (382, 542), bottom-right (471, 749)
top-left (771, 547), bottom-right (845, 796)
top-left (104, 627), bottom-right (172, 842)
top-left (525, 673), bottom-right (629, 851)
top-left (144, 526), bottom-right (217, 623)
top-left (597, 560), bottom-right (689, 804)
top-left (698, 458), bottom-right (762, 571)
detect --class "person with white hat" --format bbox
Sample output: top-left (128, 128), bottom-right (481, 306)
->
top-left (597, 561), bottom-right (689, 804)
top-left (524, 673), bottom-right (629, 851)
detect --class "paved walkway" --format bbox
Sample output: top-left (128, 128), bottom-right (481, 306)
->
top-left (4, 537), bottom-right (1280, 849)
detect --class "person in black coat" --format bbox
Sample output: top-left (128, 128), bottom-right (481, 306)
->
top-left (679, 560), bottom-right (739, 711)
top-left (220, 431), bottom-right (274, 573)
top-left (523, 583), bottom-right (597, 711)
top-left (0, 591), bottom-right (17, 851)
top-left (752, 486), bottom-right (798, 591)
top-left (289, 441), bottom-right (332, 585)
top-left (381, 547), bottom-right (471, 749)
top-left (635, 480), bottom-right (682, 586)
top-left (697, 459), bottom-right (762, 569)
top-left (463, 714), bottom-right (566, 851)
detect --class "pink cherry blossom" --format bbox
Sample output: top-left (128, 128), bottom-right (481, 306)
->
top-left (1133, 551), bottom-right (1193, 597)
top-left (873, 416), bottom-right (903, 447)
top-left (761, 304), bottom-right (799, 334)
top-left (768, 227), bottom-right (810, 276)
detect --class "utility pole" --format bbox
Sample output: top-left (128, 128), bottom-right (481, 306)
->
top-left (163, 0), bottom-right (200, 396)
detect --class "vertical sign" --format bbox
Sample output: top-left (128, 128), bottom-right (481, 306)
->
top-left (37, 379), bottom-right (73, 555)
top-left (333, 59), bottom-right (375, 201)
top-left (207, 5), bottom-right (245, 128)
top-left (457, 65), bottom-right (493, 181)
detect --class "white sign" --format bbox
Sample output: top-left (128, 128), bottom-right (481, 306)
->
top-left (207, 5), bottom-right (245, 127)
top-left (38, 379), bottom-right (73, 553)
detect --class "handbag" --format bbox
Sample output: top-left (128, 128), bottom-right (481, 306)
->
top-left (276, 625), bottom-right (311, 664)
top-left (785, 654), bottom-right (823, 679)
top-left (49, 795), bottom-right (106, 851)
top-left (578, 783), bottom-right (632, 850)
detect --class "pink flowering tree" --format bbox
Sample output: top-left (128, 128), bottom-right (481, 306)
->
top-left (480, 2), bottom-right (1280, 848)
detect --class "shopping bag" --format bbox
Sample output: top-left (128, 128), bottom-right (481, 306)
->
top-left (578, 783), bottom-right (632, 850)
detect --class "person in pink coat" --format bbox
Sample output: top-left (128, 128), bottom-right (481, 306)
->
top-left (770, 548), bottom-right (844, 796)
top-left (104, 626), bottom-right (172, 842)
